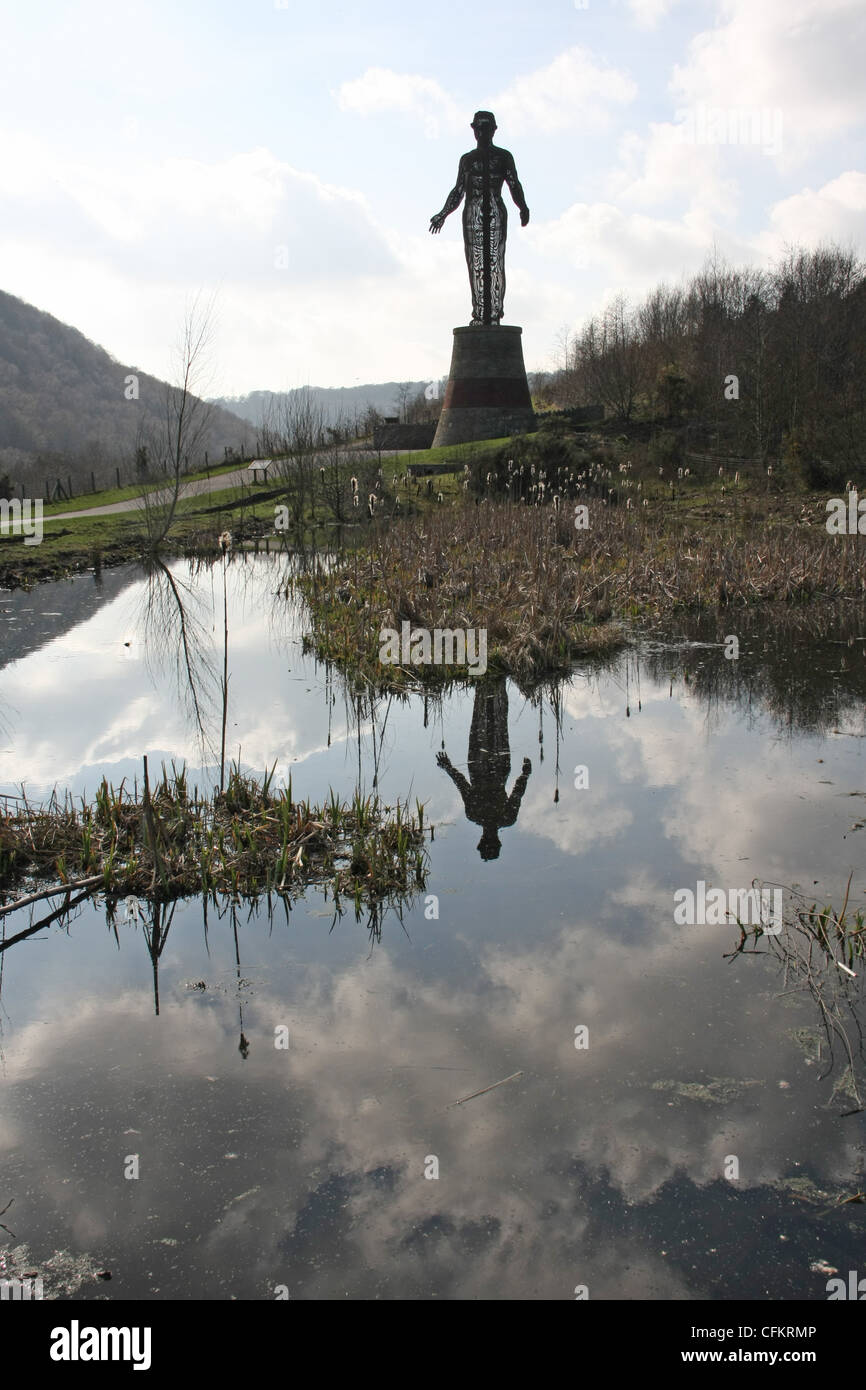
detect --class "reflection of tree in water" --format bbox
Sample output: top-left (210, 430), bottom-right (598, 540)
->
top-left (437, 678), bottom-right (531, 860)
top-left (138, 551), bottom-right (297, 775)
top-left (137, 558), bottom-right (220, 756)
top-left (637, 604), bottom-right (866, 738)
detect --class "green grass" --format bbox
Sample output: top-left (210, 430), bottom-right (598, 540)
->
top-left (0, 760), bottom-right (430, 914)
top-left (40, 456), bottom-right (250, 516)
top-left (376, 435), bottom-right (509, 471)
top-left (0, 482), bottom-right (284, 585)
top-left (36, 436), bottom-right (505, 518)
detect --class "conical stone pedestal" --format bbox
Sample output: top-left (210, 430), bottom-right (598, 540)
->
top-left (432, 325), bottom-right (535, 448)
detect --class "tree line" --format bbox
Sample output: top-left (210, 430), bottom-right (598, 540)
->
top-left (536, 243), bottom-right (865, 485)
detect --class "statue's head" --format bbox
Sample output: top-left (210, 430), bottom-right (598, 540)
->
top-left (478, 826), bottom-right (502, 860)
top-left (471, 110), bottom-right (497, 143)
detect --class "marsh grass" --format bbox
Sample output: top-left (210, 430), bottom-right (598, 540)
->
top-left (730, 876), bottom-right (866, 967)
top-left (290, 496), bottom-right (865, 690)
top-left (728, 876), bottom-right (866, 1111)
top-left (0, 762), bottom-right (428, 912)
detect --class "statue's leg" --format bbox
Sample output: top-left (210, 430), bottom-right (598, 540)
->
top-left (490, 198), bottom-right (507, 325)
top-left (463, 198), bottom-right (484, 325)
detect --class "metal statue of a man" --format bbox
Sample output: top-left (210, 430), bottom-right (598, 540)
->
top-left (430, 110), bottom-right (530, 326)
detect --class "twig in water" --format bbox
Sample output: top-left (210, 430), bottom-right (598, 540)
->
top-left (447, 1070), bottom-right (524, 1109)
top-left (0, 1196), bottom-right (15, 1239)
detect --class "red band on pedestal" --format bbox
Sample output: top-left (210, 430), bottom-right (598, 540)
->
top-left (442, 377), bottom-right (533, 409)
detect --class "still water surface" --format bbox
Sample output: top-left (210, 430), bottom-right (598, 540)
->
top-left (1, 559), bottom-right (865, 1299)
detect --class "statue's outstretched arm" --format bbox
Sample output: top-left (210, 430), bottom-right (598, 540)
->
top-left (430, 158), bottom-right (466, 233)
top-left (436, 750), bottom-right (471, 797)
top-left (505, 758), bottom-right (532, 818)
top-left (505, 155), bottom-right (530, 225)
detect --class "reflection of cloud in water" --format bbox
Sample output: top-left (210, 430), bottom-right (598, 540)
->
top-left (4, 566), bottom-right (866, 1296)
top-left (0, 561), bottom-right (337, 793)
top-left (517, 669), bottom-right (863, 905)
top-left (519, 781), bottom-right (633, 854)
top-left (1, 897), bottom-right (861, 1298)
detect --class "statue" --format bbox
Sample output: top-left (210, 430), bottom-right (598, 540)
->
top-left (430, 110), bottom-right (530, 327)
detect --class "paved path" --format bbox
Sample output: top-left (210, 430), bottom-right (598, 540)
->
top-left (43, 466), bottom-right (260, 522)
top-left (43, 448), bottom-right (424, 523)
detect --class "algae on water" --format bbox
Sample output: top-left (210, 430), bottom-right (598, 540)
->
top-left (651, 1076), bottom-right (763, 1106)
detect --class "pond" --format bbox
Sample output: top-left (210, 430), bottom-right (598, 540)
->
top-left (1, 557), bottom-right (865, 1300)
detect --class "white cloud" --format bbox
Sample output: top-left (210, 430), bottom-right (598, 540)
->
top-left (756, 170), bottom-right (866, 255)
top-left (625, 0), bottom-right (684, 29)
top-left (0, 135), bottom-right (413, 390)
top-left (519, 780), bottom-right (633, 855)
top-left (0, 133), bottom-right (394, 284)
top-left (606, 121), bottom-right (739, 216)
top-left (494, 47), bottom-right (638, 135)
top-left (335, 47), bottom-right (637, 140)
top-left (533, 198), bottom-right (717, 283)
top-left (335, 68), bottom-right (462, 139)
top-left (669, 0), bottom-right (866, 168)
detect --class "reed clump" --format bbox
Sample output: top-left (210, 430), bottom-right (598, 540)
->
top-left (290, 498), bottom-right (864, 689)
top-left (0, 763), bottom-right (428, 909)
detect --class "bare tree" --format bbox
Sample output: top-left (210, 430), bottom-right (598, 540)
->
top-left (393, 382), bottom-right (414, 423)
top-left (142, 293), bottom-right (217, 549)
top-left (266, 388), bottom-right (329, 528)
top-left (576, 295), bottom-right (647, 421)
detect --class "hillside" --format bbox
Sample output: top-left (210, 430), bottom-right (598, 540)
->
top-left (213, 383), bottom-right (435, 432)
top-left (0, 290), bottom-right (251, 495)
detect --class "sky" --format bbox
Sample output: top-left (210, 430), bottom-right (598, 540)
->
top-left (0, 0), bottom-right (864, 395)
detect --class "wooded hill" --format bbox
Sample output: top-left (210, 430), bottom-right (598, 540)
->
top-left (0, 290), bottom-right (250, 497)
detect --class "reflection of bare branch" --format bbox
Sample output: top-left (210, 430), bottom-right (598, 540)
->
top-left (137, 558), bottom-right (220, 757)
top-left (0, 887), bottom-right (96, 953)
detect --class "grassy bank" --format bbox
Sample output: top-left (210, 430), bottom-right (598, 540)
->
top-left (0, 482), bottom-right (284, 588)
top-left (0, 762), bottom-right (428, 914)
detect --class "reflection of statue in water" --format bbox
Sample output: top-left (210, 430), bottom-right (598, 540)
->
top-left (436, 678), bottom-right (531, 859)
top-left (430, 110), bottom-right (530, 326)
